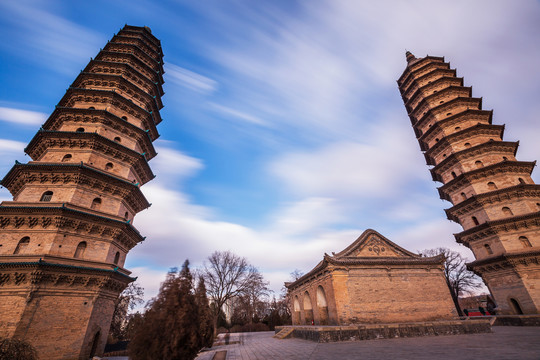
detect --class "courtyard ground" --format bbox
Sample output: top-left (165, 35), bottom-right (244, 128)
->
top-left (191, 326), bottom-right (540, 360)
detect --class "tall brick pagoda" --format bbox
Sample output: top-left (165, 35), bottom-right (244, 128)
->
top-left (398, 52), bottom-right (540, 315)
top-left (0, 25), bottom-right (164, 359)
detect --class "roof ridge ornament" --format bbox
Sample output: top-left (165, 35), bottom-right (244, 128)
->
top-left (406, 50), bottom-right (416, 63)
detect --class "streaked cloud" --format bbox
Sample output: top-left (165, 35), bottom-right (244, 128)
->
top-left (165, 63), bottom-right (218, 94)
top-left (0, 107), bottom-right (47, 126)
top-left (209, 102), bottom-right (268, 126)
top-left (0, 139), bottom-right (27, 153)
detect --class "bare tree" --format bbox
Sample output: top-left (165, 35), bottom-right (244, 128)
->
top-left (109, 282), bottom-right (144, 342)
top-left (420, 247), bottom-right (483, 316)
top-left (230, 270), bottom-right (270, 327)
top-left (289, 269), bottom-right (304, 281)
top-left (201, 251), bottom-right (261, 335)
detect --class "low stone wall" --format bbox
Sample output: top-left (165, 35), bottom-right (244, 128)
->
top-left (275, 320), bottom-right (491, 343)
top-left (492, 315), bottom-right (540, 326)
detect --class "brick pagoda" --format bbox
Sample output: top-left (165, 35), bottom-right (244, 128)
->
top-left (0, 25), bottom-right (164, 359)
top-left (398, 52), bottom-right (540, 315)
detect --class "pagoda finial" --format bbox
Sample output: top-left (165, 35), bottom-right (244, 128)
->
top-left (406, 50), bottom-right (416, 63)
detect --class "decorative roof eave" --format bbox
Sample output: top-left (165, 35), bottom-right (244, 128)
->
top-left (437, 160), bottom-right (536, 201)
top-left (333, 229), bottom-right (419, 258)
top-left (285, 259), bottom-right (328, 290)
top-left (42, 107), bottom-right (157, 157)
top-left (0, 254), bottom-right (133, 277)
top-left (104, 42), bottom-right (164, 76)
top-left (0, 204), bottom-right (145, 248)
top-left (325, 255), bottom-right (444, 266)
top-left (430, 141), bottom-right (519, 182)
top-left (406, 84), bottom-right (471, 113)
top-left (454, 211), bottom-right (540, 245)
top-left (111, 34), bottom-right (163, 62)
top-left (411, 96), bottom-right (482, 127)
top-left (399, 60), bottom-right (450, 95)
top-left (404, 76), bottom-right (464, 107)
top-left (123, 25), bottom-right (162, 48)
top-left (401, 68), bottom-right (458, 100)
top-left (397, 55), bottom-right (446, 86)
top-left (0, 260), bottom-right (137, 283)
top-left (0, 163), bottom-right (150, 211)
top-left (72, 72), bottom-right (162, 111)
top-left (445, 184), bottom-right (540, 222)
top-left (424, 124), bottom-right (505, 165)
top-left (466, 249), bottom-right (540, 272)
top-left (117, 29), bottom-right (163, 56)
top-left (417, 109), bottom-right (493, 145)
top-left (24, 130), bottom-right (155, 184)
top-left (95, 50), bottom-right (164, 85)
top-left (87, 59), bottom-right (164, 97)
top-left (57, 87), bottom-right (161, 132)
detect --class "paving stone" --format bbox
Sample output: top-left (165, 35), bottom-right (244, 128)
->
top-left (195, 327), bottom-right (540, 360)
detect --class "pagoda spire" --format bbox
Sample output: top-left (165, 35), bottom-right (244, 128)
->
top-left (405, 50), bottom-right (416, 63)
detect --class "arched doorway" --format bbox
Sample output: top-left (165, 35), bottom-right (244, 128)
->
top-left (293, 296), bottom-right (301, 325)
top-left (509, 298), bottom-right (524, 315)
top-left (303, 291), bottom-right (313, 325)
top-left (316, 286), bottom-right (329, 325)
top-left (89, 330), bottom-right (100, 358)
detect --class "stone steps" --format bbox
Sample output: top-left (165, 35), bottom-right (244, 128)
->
top-left (273, 327), bottom-right (294, 339)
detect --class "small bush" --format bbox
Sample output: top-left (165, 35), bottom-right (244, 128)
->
top-left (0, 338), bottom-right (39, 360)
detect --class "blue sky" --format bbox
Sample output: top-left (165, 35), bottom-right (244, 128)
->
top-left (1, 0), bottom-right (540, 301)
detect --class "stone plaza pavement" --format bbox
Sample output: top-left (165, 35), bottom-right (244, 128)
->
top-left (194, 326), bottom-right (540, 360)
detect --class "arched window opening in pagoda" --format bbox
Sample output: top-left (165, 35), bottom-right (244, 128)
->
top-left (519, 178), bottom-right (526, 184)
top-left (502, 207), bottom-right (513, 216)
top-left (460, 192), bottom-right (467, 201)
top-left (13, 237), bottom-right (30, 255)
top-left (40, 191), bottom-right (53, 202)
top-left (487, 182), bottom-right (497, 190)
top-left (509, 298), bottom-right (524, 315)
top-left (105, 162), bottom-right (114, 170)
top-left (74, 241), bottom-right (87, 258)
top-left (76, 127), bottom-right (85, 132)
top-left (114, 137), bottom-right (121, 143)
top-left (472, 216), bottom-right (480, 226)
top-left (519, 236), bottom-right (532, 248)
top-left (91, 197), bottom-right (102, 210)
top-left (475, 160), bottom-right (483, 168)
top-left (62, 154), bottom-right (72, 162)
top-left (484, 244), bottom-right (493, 255)
top-left (114, 251), bottom-right (120, 265)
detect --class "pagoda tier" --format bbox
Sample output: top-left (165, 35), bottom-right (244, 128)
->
top-left (398, 52), bottom-right (540, 315)
top-left (0, 25), bottom-right (164, 359)
top-left (25, 130), bottom-right (155, 184)
top-left (42, 107), bottom-right (157, 158)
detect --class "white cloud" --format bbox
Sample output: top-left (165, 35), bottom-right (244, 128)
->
top-left (148, 141), bottom-right (204, 186)
top-left (165, 63), bottom-right (218, 94)
top-left (209, 102), bottom-right (268, 126)
top-left (0, 139), bottom-right (27, 153)
top-left (268, 124), bottom-right (424, 199)
top-left (0, 107), bottom-right (47, 126)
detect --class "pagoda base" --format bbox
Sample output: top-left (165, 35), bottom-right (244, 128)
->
top-left (0, 256), bottom-right (133, 359)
